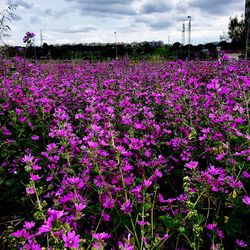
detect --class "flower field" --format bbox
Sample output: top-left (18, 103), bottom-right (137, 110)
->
top-left (0, 57), bottom-right (249, 249)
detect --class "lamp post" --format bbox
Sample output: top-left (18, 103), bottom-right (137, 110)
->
top-left (187, 16), bottom-right (191, 60)
top-left (114, 31), bottom-right (118, 60)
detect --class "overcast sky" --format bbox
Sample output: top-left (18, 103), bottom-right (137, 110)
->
top-left (0, 0), bottom-right (245, 46)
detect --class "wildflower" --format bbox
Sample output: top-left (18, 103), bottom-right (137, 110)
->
top-left (216, 228), bottom-right (224, 238)
top-left (206, 223), bottom-right (217, 230)
top-left (12, 229), bottom-right (30, 239)
top-left (31, 135), bottom-right (39, 140)
top-left (24, 240), bottom-right (42, 250)
top-left (26, 187), bottom-right (36, 195)
top-left (22, 154), bottom-right (34, 164)
top-left (118, 233), bottom-right (134, 250)
top-left (154, 169), bottom-right (162, 178)
top-left (30, 173), bottom-right (41, 181)
top-left (101, 211), bottom-right (111, 222)
top-left (47, 209), bottom-right (66, 221)
top-left (137, 221), bottom-right (150, 226)
top-left (75, 203), bottom-right (86, 212)
top-left (143, 179), bottom-right (152, 188)
top-left (92, 232), bottom-right (111, 240)
top-left (102, 196), bottom-right (115, 209)
top-left (62, 231), bottom-right (80, 249)
top-left (235, 239), bottom-right (247, 248)
top-left (24, 221), bottom-right (35, 230)
top-left (120, 201), bottom-right (133, 214)
top-left (88, 141), bottom-right (99, 149)
top-left (242, 195), bottom-right (250, 206)
top-left (185, 161), bottom-right (198, 170)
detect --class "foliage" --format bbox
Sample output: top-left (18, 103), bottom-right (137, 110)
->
top-left (227, 14), bottom-right (246, 47)
top-left (0, 57), bottom-right (249, 249)
top-left (0, 4), bottom-right (16, 45)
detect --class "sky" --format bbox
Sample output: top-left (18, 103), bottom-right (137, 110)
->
top-left (0, 0), bottom-right (245, 46)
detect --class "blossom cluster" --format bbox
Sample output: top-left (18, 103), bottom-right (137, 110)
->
top-left (23, 32), bottom-right (35, 44)
top-left (0, 56), bottom-right (249, 249)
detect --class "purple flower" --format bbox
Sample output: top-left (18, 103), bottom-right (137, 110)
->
top-left (242, 195), bottom-right (250, 206)
top-left (216, 228), bottom-right (224, 239)
top-left (92, 232), bottom-right (111, 240)
top-left (62, 231), bottom-right (80, 249)
top-left (26, 187), bottom-right (36, 195)
top-left (206, 223), bottom-right (217, 230)
top-left (12, 229), bottom-right (30, 239)
top-left (102, 196), bottom-right (115, 209)
top-left (37, 219), bottom-right (52, 235)
top-left (31, 135), bottom-right (40, 140)
top-left (236, 239), bottom-right (247, 248)
top-left (24, 221), bottom-right (35, 230)
top-left (75, 203), bottom-right (86, 212)
top-left (88, 141), bottom-right (99, 149)
top-left (137, 221), bottom-right (150, 226)
top-left (47, 209), bottom-right (65, 221)
top-left (22, 154), bottom-right (34, 164)
top-left (24, 240), bottom-right (42, 250)
top-left (143, 179), bottom-right (152, 188)
top-left (120, 201), bottom-right (133, 214)
top-left (185, 161), bottom-right (198, 170)
top-left (30, 173), bottom-right (41, 181)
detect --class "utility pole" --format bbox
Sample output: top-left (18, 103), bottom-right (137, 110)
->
top-left (40, 30), bottom-right (43, 47)
top-left (182, 23), bottom-right (185, 46)
top-left (114, 31), bottom-right (118, 60)
top-left (246, 18), bottom-right (250, 59)
top-left (187, 16), bottom-right (191, 60)
top-left (245, 0), bottom-right (250, 59)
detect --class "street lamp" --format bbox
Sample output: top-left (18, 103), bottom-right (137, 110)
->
top-left (114, 31), bottom-right (118, 60)
top-left (187, 16), bottom-right (191, 60)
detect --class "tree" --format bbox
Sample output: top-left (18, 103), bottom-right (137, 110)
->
top-left (227, 14), bottom-right (245, 47)
top-left (0, 5), bottom-right (17, 45)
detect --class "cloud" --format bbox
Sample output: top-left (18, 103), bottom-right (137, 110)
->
top-left (64, 0), bottom-right (136, 16)
top-left (13, 14), bottom-right (22, 21)
top-left (53, 25), bottom-right (96, 34)
top-left (44, 8), bottom-right (70, 19)
top-left (7, 0), bottom-right (33, 9)
top-left (30, 16), bottom-right (40, 24)
top-left (189, 0), bottom-right (243, 15)
top-left (135, 15), bottom-right (174, 30)
top-left (140, 0), bottom-right (173, 14)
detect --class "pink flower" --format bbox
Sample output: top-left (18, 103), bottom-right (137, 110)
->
top-left (75, 203), bottom-right (86, 212)
top-left (185, 161), bottom-right (198, 170)
top-left (31, 135), bottom-right (40, 140)
top-left (143, 179), bottom-right (152, 188)
top-left (206, 223), bottom-right (217, 230)
top-left (120, 201), bottom-right (133, 214)
top-left (24, 240), bottom-right (42, 250)
top-left (24, 221), bottom-right (35, 230)
top-left (26, 187), bottom-right (36, 195)
top-left (236, 239), bottom-right (247, 248)
top-left (242, 195), bottom-right (250, 206)
top-left (62, 231), bottom-right (80, 249)
top-left (30, 173), bottom-right (41, 181)
top-left (216, 228), bottom-right (224, 239)
top-left (92, 232), bottom-right (111, 240)
top-left (22, 154), bottom-right (34, 163)
top-left (88, 141), bottom-right (99, 149)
